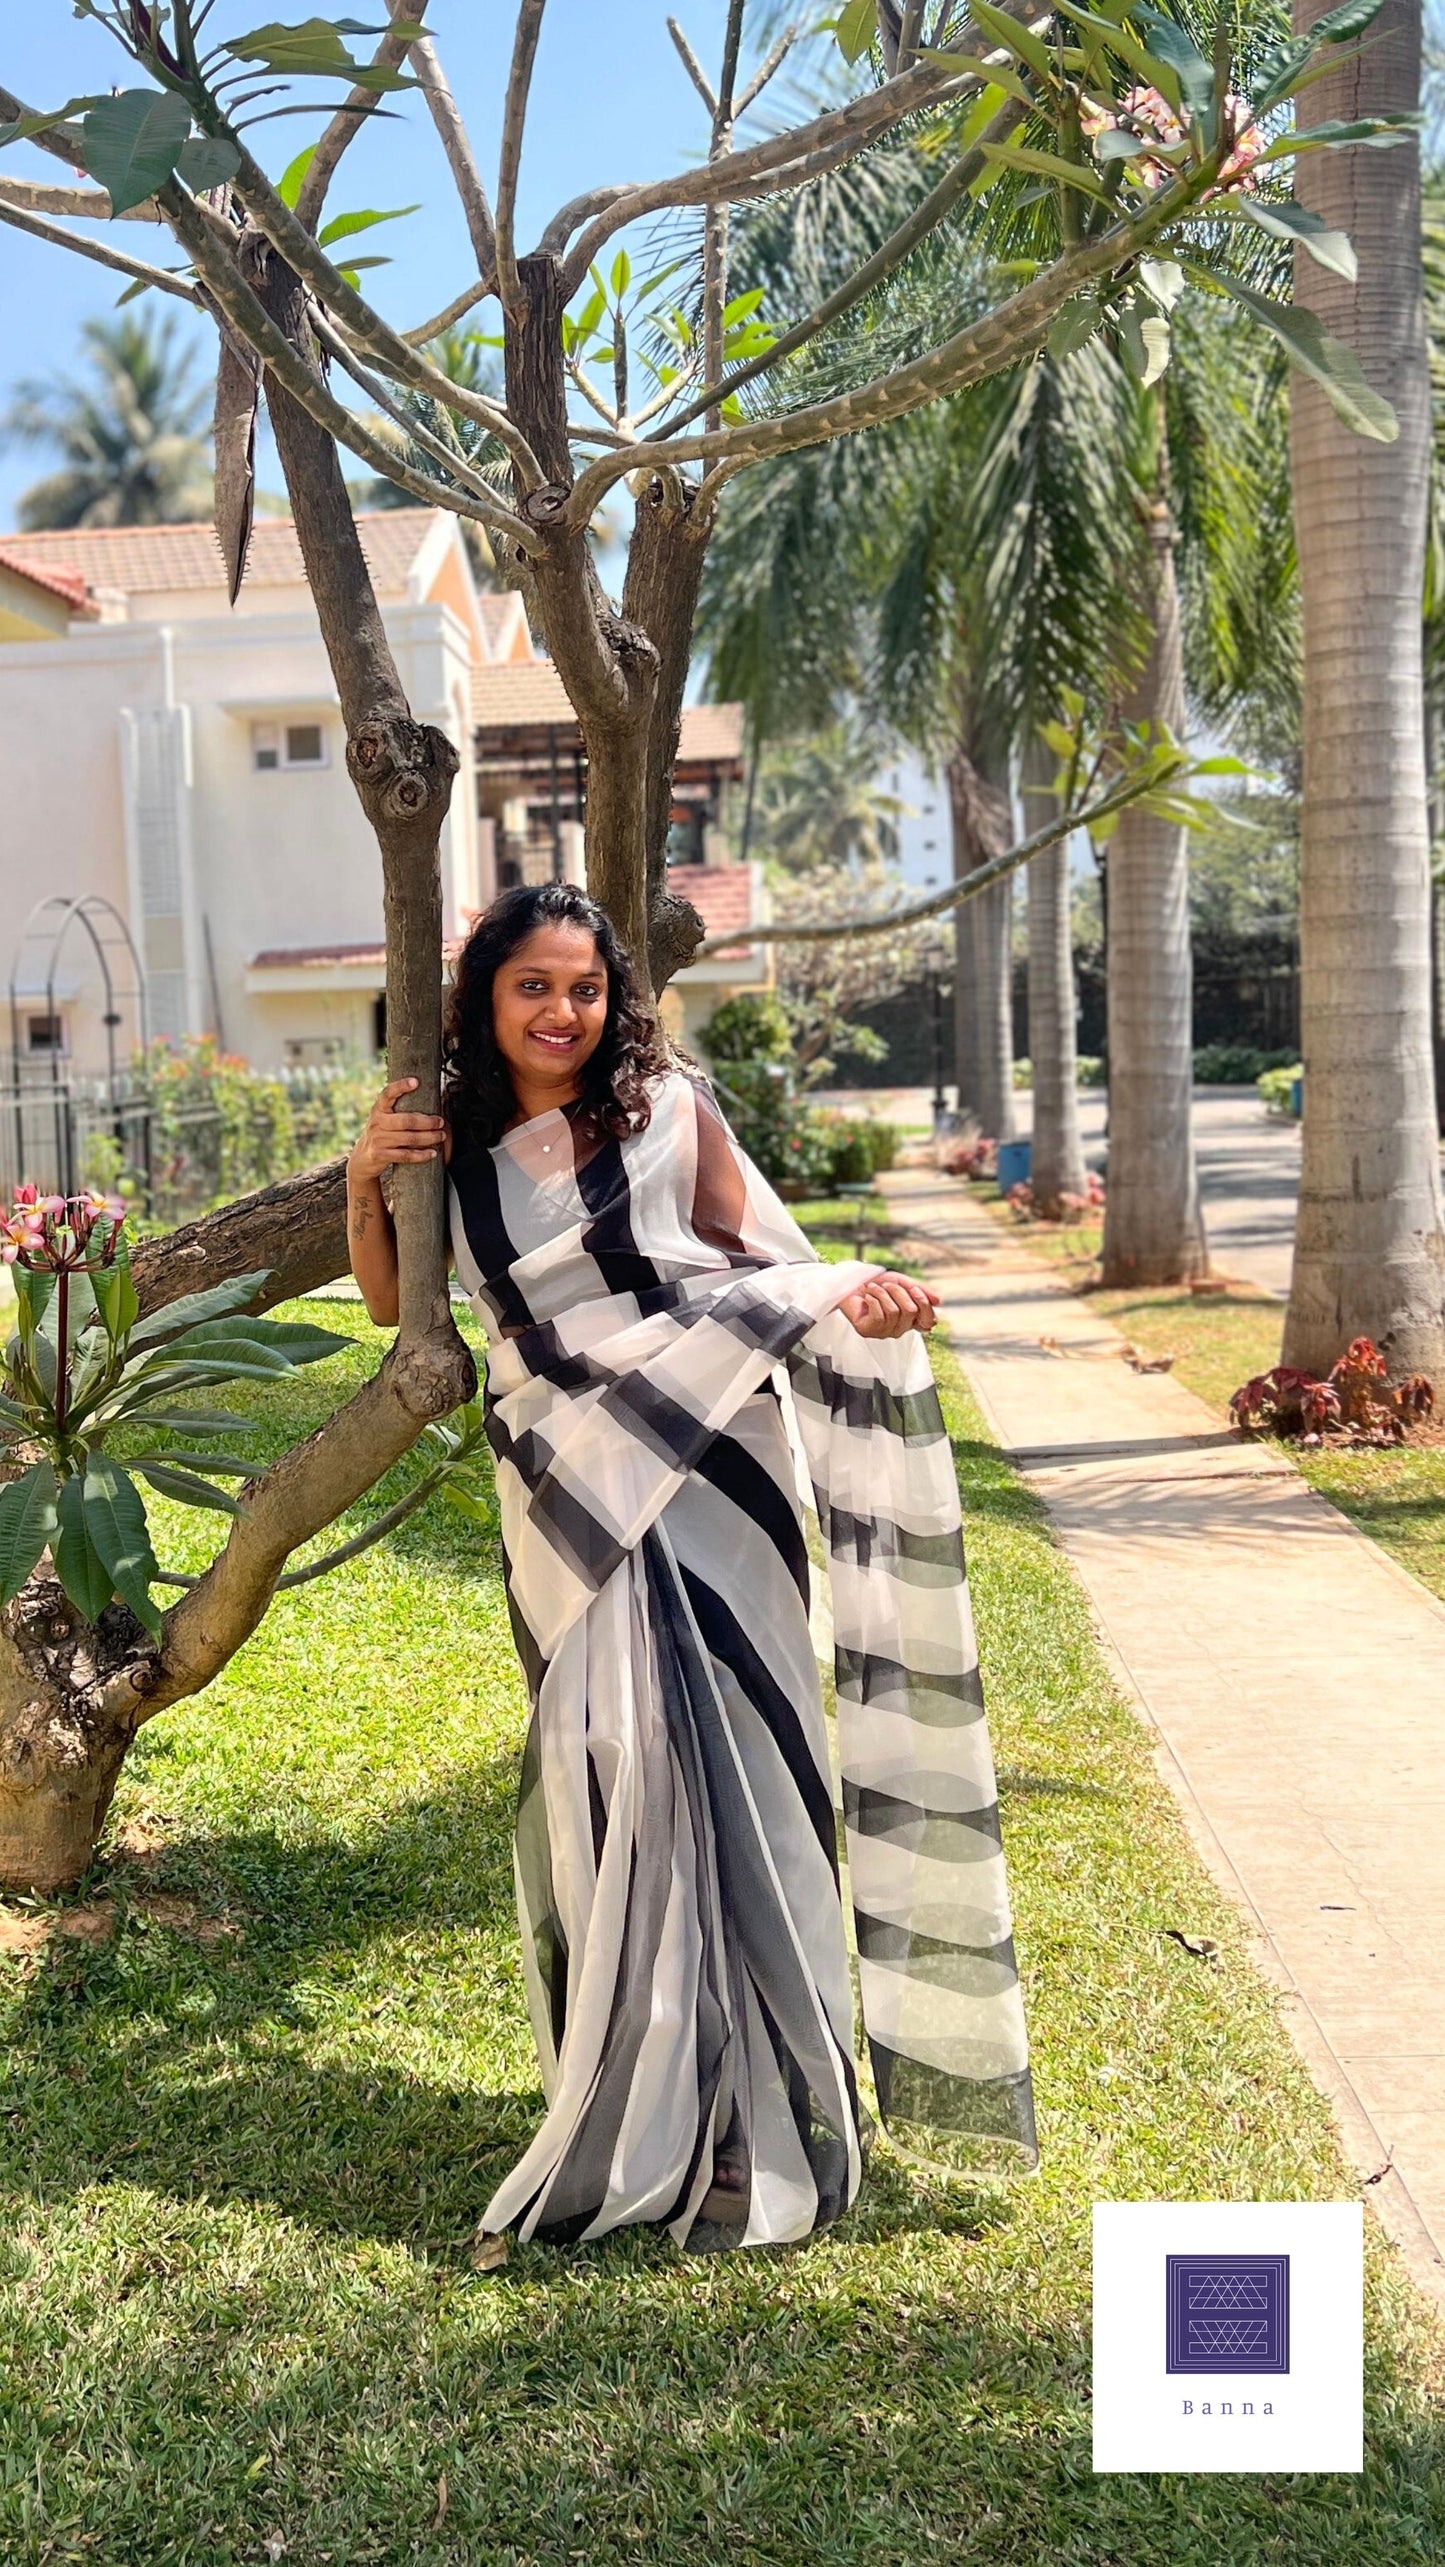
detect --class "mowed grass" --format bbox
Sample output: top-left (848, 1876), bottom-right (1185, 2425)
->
top-left (975, 1182), bottom-right (1445, 1613)
top-left (0, 1298), bottom-right (1441, 2563)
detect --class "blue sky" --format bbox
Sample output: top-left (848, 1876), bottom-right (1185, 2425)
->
top-left (0, 1), bottom-right (761, 527)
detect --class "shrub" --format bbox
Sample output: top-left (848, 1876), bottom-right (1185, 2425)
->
top-left (1257, 1063), bottom-right (1304, 1117)
top-left (698, 993), bottom-right (793, 1067)
top-left (1195, 1041), bottom-right (1299, 1085)
top-left (1077, 1056), bottom-right (1106, 1087)
top-left (1231, 1338), bottom-right (1434, 1448)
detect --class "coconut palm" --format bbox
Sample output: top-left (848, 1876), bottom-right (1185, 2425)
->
top-left (1284, 0), bottom-right (1445, 1375)
top-left (1, 311), bottom-right (212, 529)
top-left (751, 723), bottom-right (906, 873)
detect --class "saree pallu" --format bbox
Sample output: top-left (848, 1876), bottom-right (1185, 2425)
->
top-left (447, 1071), bottom-right (1036, 2251)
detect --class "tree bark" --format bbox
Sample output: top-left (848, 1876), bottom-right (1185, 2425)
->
top-left (1283, 0), bottom-right (1445, 1375)
top-left (130, 1159), bottom-right (349, 1318)
top-left (620, 472), bottom-right (715, 991)
top-left (946, 736), bottom-right (1016, 1143)
top-left (1100, 459), bottom-right (1209, 1287)
top-left (1022, 736), bottom-right (1087, 1214)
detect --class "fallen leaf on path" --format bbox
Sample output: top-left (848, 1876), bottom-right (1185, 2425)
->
top-left (1125, 1351), bottom-right (1177, 1373)
top-left (1037, 1335), bottom-right (1068, 1358)
top-left (1164, 1929), bottom-right (1219, 1960)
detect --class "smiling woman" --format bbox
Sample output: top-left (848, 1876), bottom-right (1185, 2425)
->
top-left (343, 880), bottom-right (1033, 2259)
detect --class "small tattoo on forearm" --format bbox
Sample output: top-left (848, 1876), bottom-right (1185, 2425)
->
top-left (350, 1201), bottom-right (373, 1239)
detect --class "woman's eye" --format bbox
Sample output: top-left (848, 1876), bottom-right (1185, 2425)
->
top-left (574, 984), bottom-right (601, 1000)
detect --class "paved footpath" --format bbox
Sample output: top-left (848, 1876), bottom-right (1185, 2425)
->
top-left (880, 1165), bottom-right (1445, 2310)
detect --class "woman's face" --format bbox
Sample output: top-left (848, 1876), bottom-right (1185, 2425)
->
top-left (491, 921), bottom-right (609, 1098)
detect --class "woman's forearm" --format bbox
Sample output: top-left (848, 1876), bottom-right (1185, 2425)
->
top-left (346, 1163), bottom-right (400, 1325)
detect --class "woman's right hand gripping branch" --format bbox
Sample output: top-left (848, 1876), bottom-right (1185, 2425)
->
top-left (346, 1076), bottom-right (449, 1325)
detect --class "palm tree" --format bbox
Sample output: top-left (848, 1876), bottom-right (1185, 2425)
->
top-left (1284, 0), bottom-right (1445, 1376)
top-left (1, 311), bottom-right (211, 529)
top-left (751, 724), bottom-right (906, 873)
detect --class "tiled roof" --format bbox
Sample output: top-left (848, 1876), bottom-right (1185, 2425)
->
top-left (0, 545), bottom-right (98, 616)
top-left (665, 863), bottom-right (756, 950)
top-left (477, 592), bottom-right (525, 653)
top-left (249, 936), bottom-right (463, 972)
top-left (472, 660), bottom-right (745, 767)
top-left (0, 510), bottom-right (441, 599)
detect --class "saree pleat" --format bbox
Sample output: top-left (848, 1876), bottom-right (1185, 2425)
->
top-left (449, 1071), bottom-right (1036, 2252)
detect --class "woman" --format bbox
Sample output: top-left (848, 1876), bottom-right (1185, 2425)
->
top-left (348, 882), bottom-right (1035, 2255)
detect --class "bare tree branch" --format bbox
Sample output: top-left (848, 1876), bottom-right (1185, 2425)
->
top-left (667, 17), bottom-right (717, 115)
top-left (223, 142), bottom-right (545, 487)
top-left (659, 95), bottom-right (1024, 441)
top-left (0, 193), bottom-right (199, 301)
top-left (309, 305), bottom-right (515, 516)
top-left (0, 176), bottom-right (162, 223)
top-left (293, 0), bottom-right (429, 232)
top-left (496, 0), bottom-right (549, 315)
top-left (558, 48), bottom-right (980, 293)
top-left (402, 273), bottom-right (492, 346)
top-left (565, 166), bottom-right (1199, 525)
top-left (412, 28), bottom-right (498, 282)
top-left (163, 184), bottom-right (540, 546)
top-left (898, 2), bottom-right (929, 63)
top-left (693, 768), bottom-right (1182, 954)
top-left (735, 25), bottom-right (800, 117)
top-left (537, 183), bottom-right (634, 260)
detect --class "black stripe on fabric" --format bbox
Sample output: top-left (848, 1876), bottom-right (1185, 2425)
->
top-left (835, 1645), bottom-right (985, 1721)
top-left (693, 1423), bottom-right (810, 1604)
top-left (854, 1910), bottom-right (1019, 1998)
top-left (678, 1565), bottom-right (837, 1878)
top-left (754, 1983), bottom-right (853, 2230)
top-left (502, 1321), bottom-right (599, 1397)
top-left (447, 1143), bottom-right (533, 1332)
top-left (789, 1351), bottom-right (946, 1444)
top-left (869, 2040), bottom-right (1038, 2162)
top-left (843, 1777), bottom-right (1003, 1864)
top-left (602, 1371), bottom-right (711, 1473)
top-left (574, 1133), bottom-right (665, 1301)
top-left (715, 1283), bottom-right (816, 1359)
top-left (528, 1470), bottom-right (629, 1591)
top-left (826, 1507), bottom-right (965, 1578)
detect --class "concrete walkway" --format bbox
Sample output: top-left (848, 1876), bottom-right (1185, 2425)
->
top-left (881, 1165), bottom-right (1445, 2310)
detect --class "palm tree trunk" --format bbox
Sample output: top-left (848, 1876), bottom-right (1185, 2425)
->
top-left (1100, 437), bottom-right (1209, 1286)
top-left (1284, 0), bottom-right (1445, 1376)
top-left (1022, 734), bottom-right (1087, 1213)
top-left (947, 738), bottom-right (1016, 1141)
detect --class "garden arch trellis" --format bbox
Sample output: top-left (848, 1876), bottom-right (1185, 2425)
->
top-left (5, 894), bottom-right (149, 1199)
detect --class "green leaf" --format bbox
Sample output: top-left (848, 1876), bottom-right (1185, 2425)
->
top-left (1093, 127), bottom-right (1149, 161)
top-left (979, 140), bottom-right (1111, 200)
top-left (1047, 293), bottom-right (1103, 357)
top-left (922, 46), bottom-right (1036, 106)
top-left (1259, 113), bottom-right (1421, 161)
top-left (337, 260), bottom-right (391, 286)
top-left (1192, 269), bottom-right (1398, 443)
top-left (126, 1272), bottom-right (270, 1350)
top-left (573, 284), bottom-right (608, 341)
top-left (115, 277), bottom-right (152, 307)
top-left (971, 0), bottom-right (1055, 81)
top-left (12, 1264), bottom-right (56, 1341)
top-left (1311, 0), bottom-right (1386, 42)
top-left (156, 1316), bottom-right (351, 1368)
top-left (317, 202), bottom-right (419, 246)
top-left (89, 1249), bottom-right (140, 1347)
top-left (225, 19), bottom-right (421, 89)
top-left (53, 1474), bottom-right (117, 1626)
top-left (0, 95), bottom-right (105, 148)
top-left (114, 1408), bottom-right (257, 1436)
top-left (610, 249), bottom-right (631, 300)
top-left (0, 1464), bottom-right (58, 1607)
top-left (834, 0), bottom-right (879, 66)
top-left (132, 1462), bottom-right (241, 1516)
top-left (76, 1455), bottom-right (162, 1639)
top-left (1235, 196), bottom-right (1357, 283)
top-left (81, 89), bottom-right (192, 217)
top-left (1053, 4), bottom-right (1183, 112)
top-left (277, 142), bottom-right (317, 207)
top-left (1131, 6), bottom-right (1214, 119)
top-left (176, 135), bottom-right (241, 192)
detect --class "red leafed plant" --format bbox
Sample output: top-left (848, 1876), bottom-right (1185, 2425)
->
top-left (1230, 1339), bottom-right (1435, 1447)
top-left (939, 1134), bottom-right (996, 1180)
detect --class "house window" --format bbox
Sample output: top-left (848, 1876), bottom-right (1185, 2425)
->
top-left (252, 719), bottom-right (328, 772)
top-left (26, 1013), bottom-right (65, 1055)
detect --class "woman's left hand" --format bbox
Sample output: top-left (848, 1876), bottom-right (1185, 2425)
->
top-left (838, 1271), bottom-right (940, 1338)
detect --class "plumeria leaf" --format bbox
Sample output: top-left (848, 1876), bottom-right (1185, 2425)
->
top-left (1235, 196), bottom-right (1358, 283)
top-left (971, 0), bottom-right (1055, 82)
top-left (53, 1473), bottom-right (118, 1625)
top-left (165, 1317), bottom-right (350, 1366)
top-left (176, 135), bottom-right (241, 191)
top-left (277, 142), bottom-right (317, 207)
top-left (224, 19), bottom-right (422, 89)
top-left (126, 1273), bottom-right (271, 1349)
top-left (1131, 6), bottom-right (1214, 120)
top-left (1259, 113), bottom-right (1421, 160)
top-left (132, 1462), bottom-right (241, 1516)
top-left (0, 96), bottom-right (105, 147)
top-left (922, 50), bottom-right (1037, 106)
top-left (980, 140), bottom-right (1111, 200)
top-left (81, 88), bottom-right (192, 216)
top-left (834, 0), bottom-right (879, 66)
top-left (1195, 269), bottom-right (1397, 443)
top-left (1118, 301), bottom-right (1172, 385)
top-left (317, 202), bottom-right (419, 246)
top-left (1093, 127), bottom-right (1150, 160)
top-left (76, 1455), bottom-right (162, 1638)
top-left (0, 1463), bottom-right (58, 1607)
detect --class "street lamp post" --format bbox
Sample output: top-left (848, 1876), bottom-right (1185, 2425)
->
top-left (924, 931), bottom-right (952, 1132)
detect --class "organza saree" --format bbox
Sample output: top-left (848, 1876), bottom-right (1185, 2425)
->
top-left (447, 1070), bottom-right (1035, 2251)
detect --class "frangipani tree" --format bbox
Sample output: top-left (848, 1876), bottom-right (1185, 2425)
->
top-left (0, 0), bottom-right (1409, 1887)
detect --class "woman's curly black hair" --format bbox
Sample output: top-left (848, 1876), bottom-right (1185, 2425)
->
top-left (443, 882), bottom-right (672, 1152)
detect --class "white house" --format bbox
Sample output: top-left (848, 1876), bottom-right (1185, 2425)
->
top-left (0, 509), bottom-right (766, 1072)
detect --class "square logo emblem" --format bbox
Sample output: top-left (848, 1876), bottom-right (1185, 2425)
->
top-left (1165, 2253), bottom-right (1289, 2374)
top-left (1093, 2203), bottom-right (1362, 2473)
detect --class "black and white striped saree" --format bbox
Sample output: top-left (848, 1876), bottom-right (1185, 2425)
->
top-left (447, 1070), bottom-right (1035, 2251)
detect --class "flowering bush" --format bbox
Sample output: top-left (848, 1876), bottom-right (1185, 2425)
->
top-left (938, 1134), bottom-right (997, 1181)
top-left (1231, 1339), bottom-right (1434, 1448)
top-left (1007, 1173), bottom-right (1106, 1225)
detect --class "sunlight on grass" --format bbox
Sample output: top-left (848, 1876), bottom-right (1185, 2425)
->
top-left (0, 1303), bottom-right (1439, 2561)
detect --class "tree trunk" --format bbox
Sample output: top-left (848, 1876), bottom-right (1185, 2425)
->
top-left (1283, 0), bottom-right (1445, 1375)
top-left (0, 231), bottom-right (475, 1893)
top-left (947, 739), bottom-right (1016, 1142)
top-left (1022, 736), bottom-right (1087, 1214)
top-left (1100, 450), bottom-right (1209, 1287)
top-left (130, 1157), bottom-right (348, 1318)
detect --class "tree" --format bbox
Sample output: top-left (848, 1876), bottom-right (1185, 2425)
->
top-left (1285, 0), bottom-right (1445, 1375)
top-left (0, 1), bottom-right (1406, 1886)
top-left (1, 309), bottom-right (212, 528)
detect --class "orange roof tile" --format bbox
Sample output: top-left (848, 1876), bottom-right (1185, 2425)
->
top-left (472, 660), bottom-right (745, 767)
top-left (0, 545), bottom-right (98, 616)
top-left (665, 863), bottom-right (757, 951)
top-left (0, 510), bottom-right (441, 600)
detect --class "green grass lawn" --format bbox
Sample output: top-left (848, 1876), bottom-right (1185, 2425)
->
top-left (971, 1183), bottom-right (1445, 1614)
top-left (0, 1297), bottom-right (1441, 2563)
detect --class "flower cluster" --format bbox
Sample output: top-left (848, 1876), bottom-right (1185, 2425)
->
top-left (2, 1185), bottom-right (127, 1270)
top-left (1081, 85), bottom-right (1264, 196)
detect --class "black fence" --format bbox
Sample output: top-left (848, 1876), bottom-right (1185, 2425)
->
top-left (0, 1063), bottom-right (359, 1225)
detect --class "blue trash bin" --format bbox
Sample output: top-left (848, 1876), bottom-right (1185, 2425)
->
top-left (1290, 1075), bottom-right (1303, 1118)
top-left (996, 1139), bottom-right (1032, 1192)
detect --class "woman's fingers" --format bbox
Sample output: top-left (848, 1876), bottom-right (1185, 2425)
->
top-left (841, 1272), bottom-right (941, 1338)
